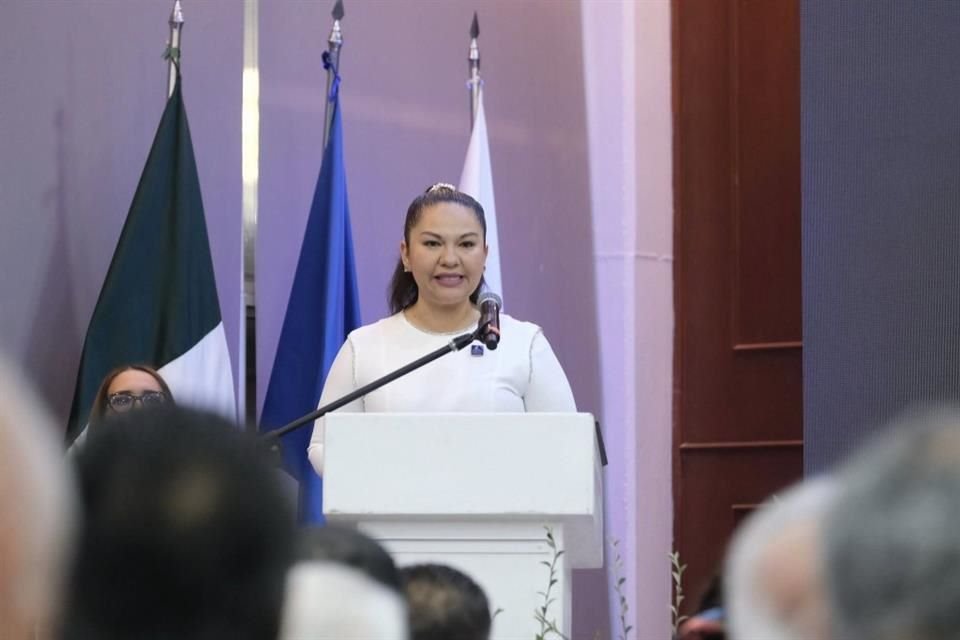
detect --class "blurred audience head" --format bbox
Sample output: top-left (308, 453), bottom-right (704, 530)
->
top-left (297, 525), bottom-right (402, 593)
top-left (725, 476), bottom-right (836, 640)
top-left (401, 563), bottom-right (491, 640)
top-left (279, 562), bottom-right (408, 640)
top-left (88, 364), bottom-right (173, 430)
top-left (825, 407), bottom-right (960, 640)
top-left (0, 357), bottom-right (76, 639)
top-left (62, 406), bottom-right (295, 640)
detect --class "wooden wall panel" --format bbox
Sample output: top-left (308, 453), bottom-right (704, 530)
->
top-left (676, 444), bottom-right (803, 601)
top-left (732, 0), bottom-right (803, 346)
top-left (672, 0), bottom-right (803, 610)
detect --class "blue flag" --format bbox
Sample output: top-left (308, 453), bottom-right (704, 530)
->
top-left (260, 69), bottom-right (361, 523)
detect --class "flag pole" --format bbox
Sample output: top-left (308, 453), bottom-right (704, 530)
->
top-left (468, 12), bottom-right (481, 127)
top-left (166, 0), bottom-right (184, 98)
top-left (323, 0), bottom-right (344, 149)
top-left (241, 0), bottom-right (260, 429)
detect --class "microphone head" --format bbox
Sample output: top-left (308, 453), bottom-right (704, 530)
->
top-left (477, 291), bottom-right (501, 350)
top-left (477, 291), bottom-right (502, 309)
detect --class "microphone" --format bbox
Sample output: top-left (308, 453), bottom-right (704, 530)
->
top-left (477, 291), bottom-right (502, 350)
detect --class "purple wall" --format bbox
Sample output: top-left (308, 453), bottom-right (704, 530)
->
top-left (0, 0), bottom-right (243, 423)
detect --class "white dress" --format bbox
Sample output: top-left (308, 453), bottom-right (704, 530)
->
top-left (307, 312), bottom-right (576, 474)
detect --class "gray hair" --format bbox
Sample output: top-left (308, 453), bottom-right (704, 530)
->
top-left (0, 357), bottom-right (76, 635)
top-left (725, 476), bottom-right (837, 640)
top-left (825, 406), bottom-right (960, 640)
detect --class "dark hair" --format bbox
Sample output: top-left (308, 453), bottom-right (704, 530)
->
top-left (696, 571), bottom-right (724, 614)
top-left (400, 563), bottom-right (492, 640)
top-left (388, 184), bottom-right (488, 314)
top-left (88, 364), bottom-right (174, 430)
top-left (296, 525), bottom-right (402, 594)
top-left (62, 407), bottom-right (296, 640)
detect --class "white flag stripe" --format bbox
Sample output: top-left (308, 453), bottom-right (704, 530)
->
top-left (459, 87), bottom-right (503, 301)
top-left (159, 322), bottom-right (237, 422)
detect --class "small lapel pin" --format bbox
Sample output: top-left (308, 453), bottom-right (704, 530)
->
top-left (471, 344), bottom-right (484, 357)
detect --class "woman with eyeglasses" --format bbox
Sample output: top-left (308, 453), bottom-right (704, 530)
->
top-left (306, 184), bottom-right (576, 476)
top-left (88, 365), bottom-right (174, 431)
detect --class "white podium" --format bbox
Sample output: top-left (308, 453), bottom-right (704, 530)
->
top-left (323, 413), bottom-right (604, 640)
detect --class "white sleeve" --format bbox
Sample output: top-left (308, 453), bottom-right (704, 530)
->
top-left (307, 338), bottom-right (363, 475)
top-left (523, 330), bottom-right (577, 412)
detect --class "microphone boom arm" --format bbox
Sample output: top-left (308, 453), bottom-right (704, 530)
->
top-left (262, 329), bottom-right (479, 441)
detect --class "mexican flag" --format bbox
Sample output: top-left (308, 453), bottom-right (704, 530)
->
top-left (66, 73), bottom-right (235, 443)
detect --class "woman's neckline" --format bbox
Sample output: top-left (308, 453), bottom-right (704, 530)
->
top-left (400, 308), bottom-right (480, 336)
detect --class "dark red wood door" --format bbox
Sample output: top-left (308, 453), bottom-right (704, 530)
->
top-left (672, 0), bottom-right (803, 609)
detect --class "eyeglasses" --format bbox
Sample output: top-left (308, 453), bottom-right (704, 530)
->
top-left (107, 390), bottom-right (169, 413)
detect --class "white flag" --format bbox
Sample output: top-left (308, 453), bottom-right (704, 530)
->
top-left (459, 87), bottom-right (503, 301)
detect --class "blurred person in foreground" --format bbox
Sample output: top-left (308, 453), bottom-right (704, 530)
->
top-left (401, 563), bottom-right (491, 640)
top-left (0, 357), bottom-right (76, 639)
top-left (296, 524), bottom-right (402, 593)
top-left (279, 561), bottom-right (408, 640)
top-left (825, 407), bottom-right (960, 640)
top-left (725, 477), bottom-right (837, 640)
top-left (279, 526), bottom-right (407, 639)
top-left (61, 406), bottom-right (295, 640)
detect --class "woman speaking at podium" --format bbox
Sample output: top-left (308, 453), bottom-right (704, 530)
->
top-left (307, 184), bottom-right (575, 475)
